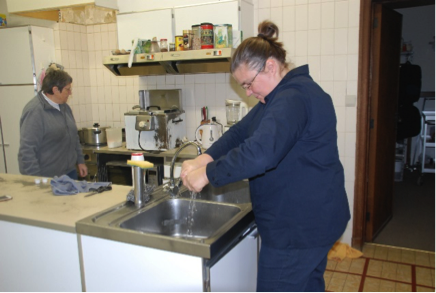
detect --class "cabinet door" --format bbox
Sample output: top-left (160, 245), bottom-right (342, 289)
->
top-left (116, 9), bottom-right (173, 51)
top-left (174, 1), bottom-right (240, 33)
top-left (0, 86), bottom-right (35, 174)
top-left (0, 27), bottom-right (34, 85)
top-left (210, 232), bottom-right (258, 291)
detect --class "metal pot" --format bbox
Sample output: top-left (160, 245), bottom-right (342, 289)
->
top-left (82, 123), bottom-right (110, 145)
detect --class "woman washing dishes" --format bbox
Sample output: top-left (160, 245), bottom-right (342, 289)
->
top-left (181, 21), bottom-right (350, 291)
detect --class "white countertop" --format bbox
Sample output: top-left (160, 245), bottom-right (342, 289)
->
top-left (0, 173), bottom-right (131, 233)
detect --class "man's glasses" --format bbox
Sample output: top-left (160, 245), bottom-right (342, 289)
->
top-left (241, 64), bottom-right (265, 90)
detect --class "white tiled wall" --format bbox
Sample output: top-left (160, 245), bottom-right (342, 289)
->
top-left (254, 0), bottom-right (359, 244)
top-left (55, 0), bottom-right (359, 245)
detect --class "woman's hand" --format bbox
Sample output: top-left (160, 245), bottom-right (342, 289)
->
top-left (180, 154), bottom-right (213, 180)
top-left (78, 163), bottom-right (88, 177)
top-left (182, 166), bottom-right (209, 192)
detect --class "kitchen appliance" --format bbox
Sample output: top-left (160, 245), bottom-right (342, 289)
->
top-left (80, 146), bottom-right (99, 182)
top-left (81, 123), bottom-right (110, 146)
top-left (195, 122), bottom-right (223, 149)
top-left (225, 99), bottom-right (248, 132)
top-left (0, 26), bottom-right (55, 174)
top-left (124, 89), bottom-right (186, 151)
top-left (105, 128), bottom-right (122, 148)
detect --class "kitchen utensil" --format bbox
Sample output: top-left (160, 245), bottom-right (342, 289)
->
top-left (225, 99), bottom-right (248, 125)
top-left (195, 122), bottom-right (223, 149)
top-left (0, 195), bottom-right (12, 202)
top-left (81, 123), bottom-right (110, 146)
top-left (85, 185), bottom-right (112, 197)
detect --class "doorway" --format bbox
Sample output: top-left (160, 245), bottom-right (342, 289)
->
top-left (352, 0), bottom-right (435, 251)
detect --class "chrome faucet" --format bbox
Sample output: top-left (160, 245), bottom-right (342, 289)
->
top-left (167, 141), bottom-right (202, 197)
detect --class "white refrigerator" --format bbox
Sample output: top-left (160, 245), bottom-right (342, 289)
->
top-left (0, 25), bottom-right (55, 174)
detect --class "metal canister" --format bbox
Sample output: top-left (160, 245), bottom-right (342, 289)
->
top-left (175, 35), bottom-right (184, 51)
top-left (214, 24), bottom-right (233, 48)
top-left (183, 30), bottom-right (192, 50)
top-left (191, 24), bottom-right (201, 50)
top-left (200, 22), bottom-right (214, 49)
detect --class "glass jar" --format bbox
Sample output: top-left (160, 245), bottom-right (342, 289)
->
top-left (150, 40), bottom-right (160, 53)
top-left (160, 39), bottom-right (168, 52)
top-left (142, 39), bottom-right (151, 53)
top-left (169, 43), bottom-right (176, 51)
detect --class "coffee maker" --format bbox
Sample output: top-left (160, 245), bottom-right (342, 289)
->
top-left (224, 99), bottom-right (248, 132)
top-left (124, 89), bottom-right (186, 151)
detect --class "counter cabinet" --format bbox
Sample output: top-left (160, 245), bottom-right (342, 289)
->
top-left (79, 232), bottom-right (258, 291)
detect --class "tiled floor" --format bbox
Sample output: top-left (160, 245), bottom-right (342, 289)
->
top-left (325, 243), bottom-right (435, 292)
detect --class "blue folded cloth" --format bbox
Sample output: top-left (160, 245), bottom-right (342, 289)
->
top-left (50, 175), bottom-right (112, 196)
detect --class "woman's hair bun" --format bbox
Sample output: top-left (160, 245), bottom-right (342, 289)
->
top-left (258, 21), bottom-right (279, 38)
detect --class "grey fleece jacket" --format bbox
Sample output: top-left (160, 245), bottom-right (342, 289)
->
top-left (18, 91), bottom-right (85, 177)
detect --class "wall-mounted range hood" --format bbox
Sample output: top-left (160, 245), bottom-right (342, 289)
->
top-left (103, 48), bottom-right (234, 76)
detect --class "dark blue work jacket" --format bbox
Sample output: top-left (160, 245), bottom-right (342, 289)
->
top-left (205, 65), bottom-right (350, 249)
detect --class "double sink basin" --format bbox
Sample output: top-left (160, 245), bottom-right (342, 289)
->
top-left (76, 180), bottom-right (255, 259)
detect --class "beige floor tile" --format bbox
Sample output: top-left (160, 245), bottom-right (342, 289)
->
top-left (363, 244), bottom-right (375, 258)
top-left (332, 271), bottom-right (348, 280)
top-left (324, 270), bottom-right (333, 288)
top-left (363, 277), bottom-right (380, 292)
top-left (379, 279), bottom-right (396, 292)
top-left (327, 275), bottom-right (345, 292)
top-left (401, 250), bottom-right (416, 265)
top-left (374, 245), bottom-right (389, 260)
top-left (343, 274), bottom-right (361, 291)
top-left (416, 286), bottom-right (436, 293)
top-left (416, 267), bottom-right (434, 287)
top-left (429, 254), bottom-right (435, 268)
top-left (327, 259), bottom-right (338, 271)
top-left (431, 269), bottom-right (435, 286)
top-left (367, 259), bottom-right (383, 277)
top-left (349, 258), bottom-right (366, 274)
top-left (396, 263), bottom-right (412, 283)
top-left (381, 261), bottom-right (398, 281)
top-left (336, 258), bottom-right (352, 273)
top-left (415, 251), bottom-right (431, 267)
top-left (387, 247), bottom-right (402, 262)
top-left (395, 282), bottom-right (412, 292)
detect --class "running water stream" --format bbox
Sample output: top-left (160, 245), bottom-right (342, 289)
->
top-left (186, 190), bottom-right (198, 236)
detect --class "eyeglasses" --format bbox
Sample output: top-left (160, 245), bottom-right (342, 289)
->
top-left (63, 86), bottom-right (72, 93)
top-left (241, 65), bottom-right (264, 90)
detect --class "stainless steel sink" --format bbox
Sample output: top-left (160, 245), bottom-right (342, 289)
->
top-left (119, 198), bottom-right (241, 239)
top-left (76, 181), bottom-right (255, 259)
top-left (179, 180), bottom-right (251, 204)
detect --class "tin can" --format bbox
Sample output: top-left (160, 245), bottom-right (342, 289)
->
top-left (191, 24), bottom-right (201, 50)
top-left (214, 24), bottom-right (233, 48)
top-left (183, 30), bottom-right (192, 50)
top-left (175, 35), bottom-right (184, 51)
top-left (200, 22), bottom-right (214, 49)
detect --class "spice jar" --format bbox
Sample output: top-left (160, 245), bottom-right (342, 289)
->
top-left (200, 22), bottom-right (214, 49)
top-left (169, 43), bottom-right (176, 51)
top-left (160, 38), bottom-right (168, 52)
top-left (192, 24), bottom-right (201, 50)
